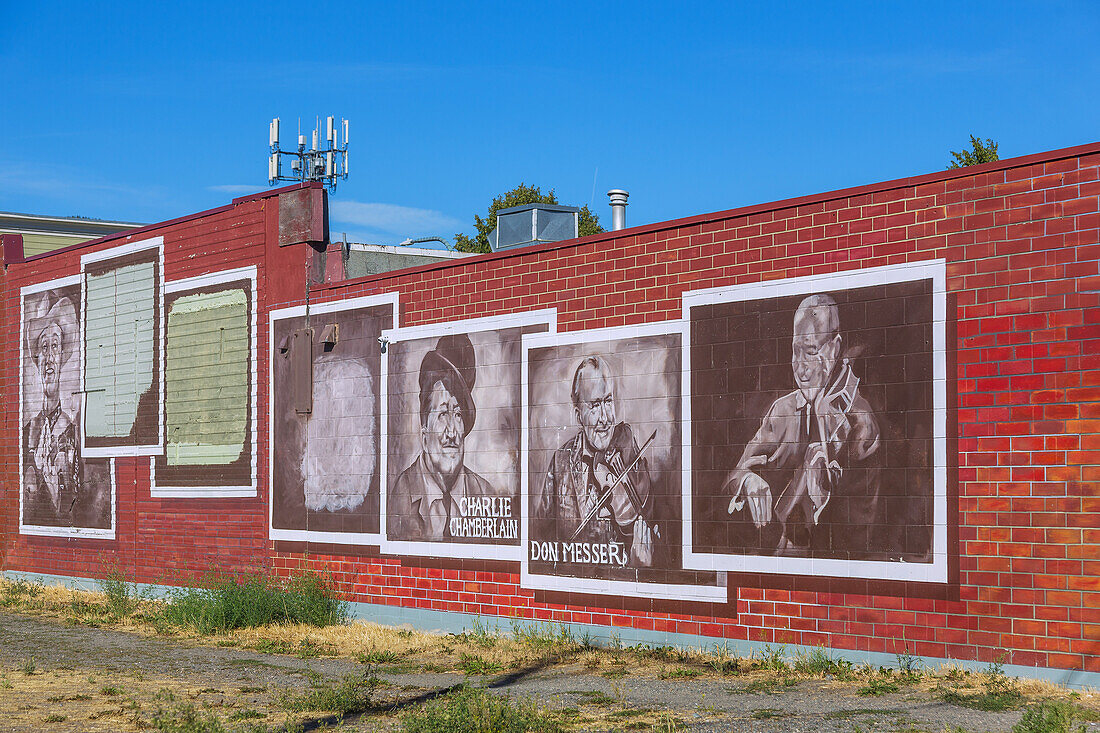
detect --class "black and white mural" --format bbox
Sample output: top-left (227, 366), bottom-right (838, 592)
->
top-left (522, 323), bottom-right (724, 601)
top-left (381, 311), bottom-right (554, 560)
top-left (683, 261), bottom-right (947, 583)
top-left (20, 275), bottom-right (114, 537)
top-left (269, 294), bottom-right (398, 544)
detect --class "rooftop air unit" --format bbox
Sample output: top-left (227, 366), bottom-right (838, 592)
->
top-left (488, 203), bottom-right (579, 253)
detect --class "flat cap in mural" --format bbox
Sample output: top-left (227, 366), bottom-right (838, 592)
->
top-left (26, 293), bottom-right (77, 367)
top-left (419, 332), bottom-right (476, 436)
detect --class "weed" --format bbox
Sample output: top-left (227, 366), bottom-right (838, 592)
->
top-left (938, 661), bottom-right (1024, 711)
top-left (228, 709), bottom-right (264, 721)
top-left (20, 659), bottom-right (36, 675)
top-left (43, 714), bottom-right (67, 723)
top-left (402, 686), bottom-right (564, 733)
top-left (158, 568), bottom-right (348, 634)
top-left (1013, 700), bottom-right (1097, 733)
top-left (101, 685), bottom-right (124, 696)
top-left (574, 690), bottom-right (617, 707)
top-left (858, 675), bottom-right (900, 697)
top-left (794, 647), bottom-right (854, 678)
top-left (459, 653), bottom-right (504, 675)
top-left (659, 667), bottom-right (701, 680)
top-left (601, 667), bottom-right (629, 679)
top-left (281, 673), bottom-right (384, 716)
top-left (153, 689), bottom-right (178, 703)
top-left (148, 702), bottom-right (227, 732)
top-left (511, 620), bottom-right (577, 656)
top-left (71, 694), bottom-right (91, 701)
top-left (894, 645), bottom-right (921, 681)
top-left (237, 686), bottom-right (266, 694)
top-left (752, 708), bottom-right (789, 720)
top-left (358, 649), bottom-right (403, 664)
top-left (101, 569), bottom-right (136, 617)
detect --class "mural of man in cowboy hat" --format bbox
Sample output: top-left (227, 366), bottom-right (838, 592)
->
top-left (389, 333), bottom-right (497, 542)
top-left (23, 291), bottom-right (83, 525)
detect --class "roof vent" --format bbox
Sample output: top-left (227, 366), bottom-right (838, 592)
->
top-left (488, 203), bottom-right (579, 252)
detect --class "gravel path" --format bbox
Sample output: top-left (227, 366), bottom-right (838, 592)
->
top-left (0, 611), bottom-right (1091, 732)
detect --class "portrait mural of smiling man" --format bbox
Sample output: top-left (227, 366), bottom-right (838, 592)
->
top-left (684, 262), bottom-right (947, 583)
top-left (20, 278), bottom-right (113, 536)
top-left (524, 324), bottom-right (723, 601)
top-left (383, 311), bottom-right (554, 559)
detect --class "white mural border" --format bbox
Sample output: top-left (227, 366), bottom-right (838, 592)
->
top-left (150, 266), bottom-right (259, 498)
top-left (79, 236), bottom-right (166, 458)
top-left (521, 320), bottom-right (727, 602)
top-left (680, 259), bottom-right (949, 583)
top-left (379, 309), bottom-right (557, 562)
top-left (267, 292), bottom-right (401, 545)
top-left (20, 274), bottom-right (117, 539)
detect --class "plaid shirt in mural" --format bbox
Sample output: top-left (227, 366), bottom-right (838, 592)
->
top-left (535, 422), bottom-right (659, 567)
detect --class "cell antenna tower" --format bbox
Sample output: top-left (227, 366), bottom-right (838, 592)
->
top-left (268, 116), bottom-right (349, 192)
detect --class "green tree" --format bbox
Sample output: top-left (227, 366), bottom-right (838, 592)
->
top-left (948, 135), bottom-right (1000, 169)
top-left (454, 183), bottom-right (604, 253)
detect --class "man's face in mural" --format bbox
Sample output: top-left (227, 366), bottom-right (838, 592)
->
top-left (36, 324), bottom-right (64, 406)
top-left (791, 296), bottom-right (841, 404)
top-left (421, 379), bottom-right (465, 486)
top-left (574, 363), bottom-right (616, 453)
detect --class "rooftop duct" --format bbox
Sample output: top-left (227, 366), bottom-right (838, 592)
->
top-left (488, 203), bottom-right (579, 252)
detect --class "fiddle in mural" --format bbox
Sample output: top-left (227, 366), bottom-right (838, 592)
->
top-left (524, 324), bottom-right (722, 599)
top-left (685, 262), bottom-right (946, 581)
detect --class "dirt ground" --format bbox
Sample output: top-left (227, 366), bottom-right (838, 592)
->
top-left (1, 609), bottom-right (1098, 733)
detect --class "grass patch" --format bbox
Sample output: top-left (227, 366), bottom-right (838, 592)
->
top-left (43, 714), bottom-right (67, 723)
top-left (280, 672), bottom-right (385, 716)
top-left (751, 708), bottom-right (789, 719)
top-left (158, 569), bottom-right (347, 634)
top-left (100, 685), bottom-right (125, 696)
top-left (402, 686), bottom-right (563, 733)
top-left (1013, 700), bottom-right (1098, 733)
top-left (148, 702), bottom-right (227, 732)
top-left (937, 662), bottom-right (1024, 711)
top-left (794, 647), bottom-right (854, 679)
top-left (858, 675), bottom-right (900, 696)
top-left (459, 653), bottom-right (504, 675)
top-left (101, 569), bottom-right (137, 618)
top-left (659, 667), bottom-right (700, 680)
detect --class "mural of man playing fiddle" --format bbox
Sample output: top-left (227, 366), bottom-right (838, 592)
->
top-left (723, 294), bottom-right (883, 558)
top-left (536, 355), bottom-right (662, 568)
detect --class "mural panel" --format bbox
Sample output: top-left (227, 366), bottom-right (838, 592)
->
top-left (683, 261), bottom-right (947, 582)
top-left (80, 238), bottom-right (164, 457)
top-left (381, 311), bottom-right (554, 560)
top-left (20, 276), bottom-right (115, 537)
top-left (523, 324), bottom-right (724, 601)
top-left (152, 267), bottom-right (257, 497)
top-left (269, 295), bottom-right (398, 543)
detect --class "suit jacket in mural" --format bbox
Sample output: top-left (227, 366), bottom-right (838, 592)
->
top-left (728, 359), bottom-right (883, 558)
top-left (389, 455), bottom-right (505, 543)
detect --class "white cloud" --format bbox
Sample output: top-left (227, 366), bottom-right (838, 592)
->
top-left (330, 200), bottom-right (462, 237)
top-left (207, 184), bottom-right (263, 194)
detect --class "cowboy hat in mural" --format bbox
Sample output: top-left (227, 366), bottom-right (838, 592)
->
top-left (389, 332), bottom-right (505, 543)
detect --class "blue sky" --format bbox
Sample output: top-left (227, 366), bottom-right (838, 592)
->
top-left (2, 1), bottom-right (1097, 247)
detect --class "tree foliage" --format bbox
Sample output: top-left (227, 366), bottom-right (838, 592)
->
top-left (948, 135), bottom-right (1000, 169)
top-left (454, 183), bottom-right (604, 253)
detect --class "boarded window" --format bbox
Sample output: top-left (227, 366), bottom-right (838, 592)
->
top-left (164, 289), bottom-right (248, 465)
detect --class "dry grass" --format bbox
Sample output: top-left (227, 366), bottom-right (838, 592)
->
top-left (2, 576), bottom-right (1097, 718)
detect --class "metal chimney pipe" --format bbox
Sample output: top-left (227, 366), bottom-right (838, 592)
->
top-left (607, 189), bottom-right (629, 231)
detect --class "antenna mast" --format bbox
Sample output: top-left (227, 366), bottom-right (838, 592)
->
top-left (267, 116), bottom-right (349, 192)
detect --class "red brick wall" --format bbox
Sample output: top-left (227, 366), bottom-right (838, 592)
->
top-left (2, 146), bottom-right (1097, 674)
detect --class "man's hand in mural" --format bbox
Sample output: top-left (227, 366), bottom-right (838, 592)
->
top-left (724, 454), bottom-right (772, 529)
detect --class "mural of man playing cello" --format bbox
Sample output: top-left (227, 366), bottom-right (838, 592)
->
top-left (535, 355), bottom-right (663, 568)
top-left (723, 294), bottom-right (884, 559)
